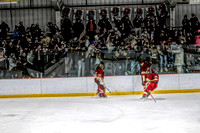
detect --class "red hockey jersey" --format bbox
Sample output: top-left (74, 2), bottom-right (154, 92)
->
top-left (147, 73), bottom-right (159, 84)
top-left (94, 67), bottom-right (104, 82)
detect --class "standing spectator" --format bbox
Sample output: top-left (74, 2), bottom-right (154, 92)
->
top-left (18, 22), bottom-right (25, 36)
top-left (27, 49), bottom-right (35, 69)
top-left (168, 26), bottom-right (175, 39)
top-left (157, 41), bottom-right (169, 72)
top-left (86, 19), bottom-right (97, 41)
top-left (193, 21), bottom-right (200, 35)
top-left (195, 30), bottom-right (200, 49)
top-left (121, 15), bottom-right (134, 38)
top-left (146, 22), bottom-right (154, 35)
top-left (7, 53), bottom-right (17, 70)
top-left (30, 24), bottom-right (37, 42)
top-left (5, 41), bottom-right (15, 57)
top-left (113, 16), bottom-right (123, 33)
top-left (13, 25), bottom-right (20, 46)
top-left (73, 19), bottom-right (84, 38)
top-left (18, 52), bottom-right (29, 75)
top-left (186, 33), bottom-right (195, 45)
top-left (33, 45), bottom-right (43, 72)
top-left (133, 15), bottom-right (143, 36)
top-left (172, 44), bottom-right (184, 73)
top-left (77, 51), bottom-right (85, 77)
top-left (182, 15), bottom-right (190, 35)
top-left (61, 17), bottom-right (72, 43)
top-left (35, 24), bottom-right (42, 41)
top-left (98, 16), bottom-right (112, 34)
top-left (190, 13), bottom-right (199, 34)
top-left (141, 29), bottom-right (150, 40)
top-left (158, 12), bottom-right (168, 28)
top-left (149, 45), bottom-right (158, 64)
top-left (0, 21), bottom-right (10, 40)
top-left (144, 16), bottom-right (154, 28)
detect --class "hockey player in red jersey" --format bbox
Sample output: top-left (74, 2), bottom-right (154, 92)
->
top-left (141, 67), bottom-right (159, 100)
top-left (94, 61), bottom-right (107, 97)
top-left (140, 57), bottom-right (152, 87)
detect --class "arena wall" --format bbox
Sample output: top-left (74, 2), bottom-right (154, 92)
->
top-left (0, 73), bottom-right (200, 98)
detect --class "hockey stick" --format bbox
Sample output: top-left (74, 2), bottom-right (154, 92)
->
top-left (102, 84), bottom-right (112, 93)
top-left (148, 92), bottom-right (156, 103)
top-left (94, 75), bottom-right (112, 93)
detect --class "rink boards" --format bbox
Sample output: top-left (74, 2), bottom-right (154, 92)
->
top-left (0, 73), bottom-right (200, 98)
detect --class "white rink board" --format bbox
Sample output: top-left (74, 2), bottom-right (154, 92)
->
top-left (0, 73), bottom-right (200, 95)
top-left (0, 79), bottom-right (41, 95)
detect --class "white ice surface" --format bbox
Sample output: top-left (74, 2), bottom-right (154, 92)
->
top-left (0, 93), bottom-right (200, 133)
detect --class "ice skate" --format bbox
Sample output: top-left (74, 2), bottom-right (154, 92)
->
top-left (98, 93), bottom-right (107, 98)
top-left (140, 95), bottom-right (148, 101)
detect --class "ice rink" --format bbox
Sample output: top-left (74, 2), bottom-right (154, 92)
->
top-left (0, 93), bottom-right (200, 133)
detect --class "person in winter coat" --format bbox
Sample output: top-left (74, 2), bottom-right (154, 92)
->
top-left (172, 44), bottom-right (184, 73)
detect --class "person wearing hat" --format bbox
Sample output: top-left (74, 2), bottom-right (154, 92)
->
top-left (94, 61), bottom-right (107, 97)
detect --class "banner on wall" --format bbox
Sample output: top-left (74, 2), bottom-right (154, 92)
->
top-left (111, 7), bottom-right (121, 21)
top-left (61, 6), bottom-right (72, 18)
top-left (122, 7), bottom-right (132, 20)
top-left (98, 8), bottom-right (109, 19)
top-left (134, 8), bottom-right (144, 19)
top-left (73, 9), bottom-right (84, 22)
top-left (86, 10), bottom-right (96, 21)
top-left (145, 6), bottom-right (156, 17)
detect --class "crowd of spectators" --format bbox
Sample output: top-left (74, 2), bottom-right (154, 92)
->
top-left (0, 4), bottom-right (200, 77)
top-left (0, 21), bottom-right (67, 76)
